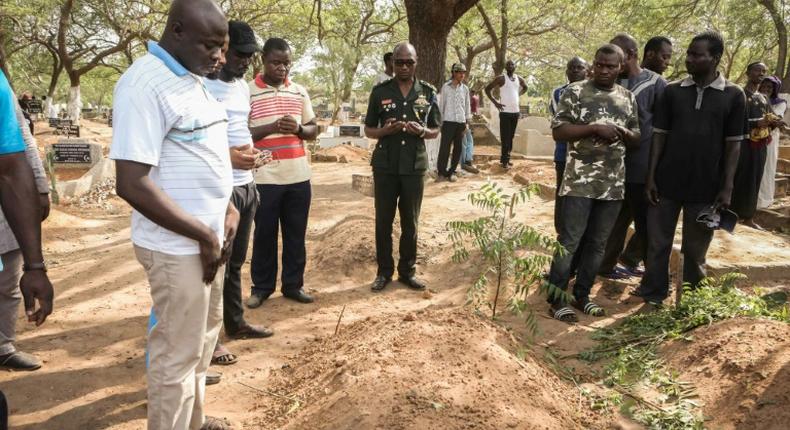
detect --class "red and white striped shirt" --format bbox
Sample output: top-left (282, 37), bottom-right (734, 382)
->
top-left (248, 75), bottom-right (315, 185)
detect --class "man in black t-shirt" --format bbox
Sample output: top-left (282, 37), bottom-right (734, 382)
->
top-left (637, 31), bottom-right (747, 305)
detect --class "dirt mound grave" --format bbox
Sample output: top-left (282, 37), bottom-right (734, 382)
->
top-left (314, 143), bottom-right (370, 163)
top-left (246, 308), bottom-right (612, 430)
top-left (308, 215), bottom-right (383, 280)
top-left (662, 317), bottom-right (790, 429)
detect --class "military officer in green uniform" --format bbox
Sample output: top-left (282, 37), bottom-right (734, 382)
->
top-left (364, 42), bottom-right (441, 292)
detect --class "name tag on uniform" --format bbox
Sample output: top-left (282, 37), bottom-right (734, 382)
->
top-left (381, 99), bottom-right (395, 111)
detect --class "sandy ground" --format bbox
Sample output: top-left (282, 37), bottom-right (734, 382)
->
top-left (2, 121), bottom-right (790, 429)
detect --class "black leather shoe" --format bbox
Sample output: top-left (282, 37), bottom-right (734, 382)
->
top-left (282, 289), bottom-right (314, 303)
top-left (397, 276), bottom-right (426, 290)
top-left (371, 275), bottom-right (391, 291)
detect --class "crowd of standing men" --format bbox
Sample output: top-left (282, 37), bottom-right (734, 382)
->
top-left (0, 0), bottom-right (788, 427)
top-left (544, 32), bottom-right (787, 322)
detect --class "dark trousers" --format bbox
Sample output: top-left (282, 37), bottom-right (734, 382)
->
top-left (731, 142), bottom-right (767, 219)
top-left (554, 161), bottom-right (565, 234)
top-left (499, 112), bottom-right (519, 165)
top-left (251, 180), bottom-right (311, 296)
top-left (639, 198), bottom-right (713, 302)
top-left (548, 196), bottom-right (622, 305)
top-left (373, 173), bottom-right (424, 278)
top-left (437, 121), bottom-right (466, 177)
top-left (222, 182), bottom-right (258, 333)
top-left (599, 182), bottom-right (648, 273)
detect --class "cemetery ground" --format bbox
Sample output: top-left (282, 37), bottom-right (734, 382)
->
top-left (1, 121), bottom-right (790, 429)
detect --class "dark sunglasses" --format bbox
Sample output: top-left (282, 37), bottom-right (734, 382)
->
top-left (394, 59), bottom-right (416, 67)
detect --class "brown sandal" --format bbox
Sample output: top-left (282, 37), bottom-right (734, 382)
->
top-left (211, 343), bottom-right (237, 366)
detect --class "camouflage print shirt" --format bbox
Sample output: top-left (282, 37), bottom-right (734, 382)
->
top-left (551, 80), bottom-right (640, 200)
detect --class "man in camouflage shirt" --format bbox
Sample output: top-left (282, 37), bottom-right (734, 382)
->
top-left (547, 44), bottom-right (640, 322)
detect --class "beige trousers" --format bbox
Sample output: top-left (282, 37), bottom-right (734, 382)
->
top-left (0, 250), bottom-right (23, 356)
top-left (134, 246), bottom-right (223, 430)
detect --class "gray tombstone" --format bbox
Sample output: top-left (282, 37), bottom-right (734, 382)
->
top-left (48, 139), bottom-right (102, 169)
top-left (339, 125), bottom-right (362, 137)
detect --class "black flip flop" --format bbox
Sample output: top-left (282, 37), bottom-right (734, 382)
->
top-left (549, 306), bottom-right (578, 323)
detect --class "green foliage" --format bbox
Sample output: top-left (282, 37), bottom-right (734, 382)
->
top-left (447, 182), bottom-right (567, 325)
top-left (580, 273), bottom-right (789, 429)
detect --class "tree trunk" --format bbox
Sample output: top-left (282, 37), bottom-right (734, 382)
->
top-left (67, 74), bottom-right (82, 122)
top-left (46, 64), bottom-right (63, 116)
top-left (757, 0), bottom-right (788, 90)
top-left (404, 0), bottom-right (480, 88)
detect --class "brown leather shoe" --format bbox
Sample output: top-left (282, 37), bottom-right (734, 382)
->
top-left (0, 351), bottom-right (42, 371)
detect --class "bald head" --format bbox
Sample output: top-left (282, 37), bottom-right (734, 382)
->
top-left (610, 33), bottom-right (639, 77)
top-left (393, 42), bottom-right (416, 58)
top-left (160, 0), bottom-right (228, 76)
top-left (610, 33), bottom-right (638, 55)
top-left (392, 42), bottom-right (417, 82)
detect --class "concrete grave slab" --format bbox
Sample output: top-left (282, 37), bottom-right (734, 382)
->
top-left (519, 116), bottom-right (552, 135)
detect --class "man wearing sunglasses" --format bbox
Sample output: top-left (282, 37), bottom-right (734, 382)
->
top-left (365, 42), bottom-right (441, 292)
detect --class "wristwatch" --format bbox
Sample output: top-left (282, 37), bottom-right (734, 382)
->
top-left (23, 262), bottom-right (47, 272)
top-left (419, 127), bottom-right (426, 138)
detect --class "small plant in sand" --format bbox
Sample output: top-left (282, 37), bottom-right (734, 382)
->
top-left (447, 182), bottom-right (567, 324)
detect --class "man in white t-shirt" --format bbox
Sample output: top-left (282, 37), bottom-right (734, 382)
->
top-left (204, 20), bottom-right (274, 366)
top-left (110, 1), bottom-right (238, 429)
top-left (484, 60), bottom-right (528, 168)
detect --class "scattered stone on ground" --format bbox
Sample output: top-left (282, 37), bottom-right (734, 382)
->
top-left (65, 178), bottom-right (116, 210)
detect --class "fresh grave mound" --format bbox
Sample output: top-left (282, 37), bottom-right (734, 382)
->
top-left (308, 215), bottom-right (384, 279)
top-left (315, 143), bottom-right (370, 162)
top-left (509, 160), bottom-right (556, 185)
top-left (661, 317), bottom-right (790, 429)
top-left (247, 308), bottom-right (612, 430)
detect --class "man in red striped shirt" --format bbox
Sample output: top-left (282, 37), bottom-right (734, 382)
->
top-left (246, 38), bottom-right (319, 308)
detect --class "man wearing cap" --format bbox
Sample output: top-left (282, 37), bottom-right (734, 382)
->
top-left (437, 63), bottom-right (471, 182)
top-left (205, 20), bottom-right (274, 367)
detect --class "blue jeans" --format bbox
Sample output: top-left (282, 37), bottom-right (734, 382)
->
top-left (460, 128), bottom-right (474, 164)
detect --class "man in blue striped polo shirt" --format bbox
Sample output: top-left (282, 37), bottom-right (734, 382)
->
top-left (110, 1), bottom-right (238, 429)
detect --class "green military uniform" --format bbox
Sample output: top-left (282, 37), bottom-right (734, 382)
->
top-left (364, 78), bottom-right (441, 278)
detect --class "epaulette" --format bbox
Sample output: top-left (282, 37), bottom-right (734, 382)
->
top-left (373, 78), bottom-right (393, 89)
top-left (419, 80), bottom-right (437, 92)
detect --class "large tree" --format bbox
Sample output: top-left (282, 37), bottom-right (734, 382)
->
top-left (313, 0), bottom-right (404, 122)
top-left (16, 0), bottom-right (163, 121)
top-left (403, 0), bottom-right (479, 87)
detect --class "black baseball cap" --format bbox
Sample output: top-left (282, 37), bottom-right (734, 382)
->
top-left (228, 20), bottom-right (259, 54)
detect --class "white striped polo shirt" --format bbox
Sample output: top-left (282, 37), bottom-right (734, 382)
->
top-left (110, 41), bottom-right (233, 255)
top-left (248, 75), bottom-right (315, 185)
